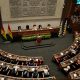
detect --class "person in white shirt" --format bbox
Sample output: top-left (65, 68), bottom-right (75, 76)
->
top-left (43, 69), bottom-right (50, 77)
top-left (47, 24), bottom-right (52, 29)
top-left (32, 25), bottom-right (38, 30)
top-left (13, 65), bottom-right (19, 71)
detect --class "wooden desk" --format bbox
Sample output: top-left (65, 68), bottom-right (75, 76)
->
top-left (0, 49), bottom-right (43, 65)
top-left (12, 28), bottom-right (59, 37)
top-left (0, 74), bottom-right (55, 80)
top-left (60, 53), bottom-right (80, 68)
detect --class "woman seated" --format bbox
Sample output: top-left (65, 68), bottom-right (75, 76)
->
top-left (47, 24), bottom-right (52, 29)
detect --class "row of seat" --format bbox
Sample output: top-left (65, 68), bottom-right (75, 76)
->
top-left (0, 50), bottom-right (57, 80)
top-left (60, 53), bottom-right (80, 74)
top-left (0, 61), bottom-right (50, 78)
top-left (52, 32), bottom-right (80, 79)
top-left (69, 68), bottom-right (80, 79)
top-left (52, 32), bottom-right (80, 64)
top-left (0, 75), bottom-right (55, 80)
top-left (0, 49), bottom-right (43, 66)
top-left (0, 44), bottom-right (56, 79)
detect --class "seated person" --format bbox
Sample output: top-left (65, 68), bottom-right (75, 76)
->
top-left (38, 25), bottom-right (42, 30)
top-left (18, 26), bottom-right (21, 30)
top-left (43, 69), bottom-right (50, 77)
top-left (35, 58), bottom-right (42, 66)
top-left (73, 72), bottom-right (78, 78)
top-left (32, 25), bottom-right (37, 30)
top-left (32, 69), bottom-right (39, 78)
top-left (2, 65), bottom-right (10, 75)
top-left (22, 70), bottom-right (29, 78)
top-left (47, 24), bottom-right (52, 29)
top-left (12, 65), bottom-right (19, 76)
top-left (26, 25), bottom-right (29, 30)
top-left (27, 59), bottom-right (36, 66)
top-left (63, 65), bottom-right (71, 74)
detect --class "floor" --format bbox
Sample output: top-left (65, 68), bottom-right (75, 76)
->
top-left (0, 33), bottom-right (73, 79)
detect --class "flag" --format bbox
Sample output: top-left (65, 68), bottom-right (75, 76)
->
top-left (8, 24), bottom-right (13, 39)
top-left (63, 21), bottom-right (67, 36)
top-left (1, 25), bottom-right (7, 40)
top-left (58, 22), bottom-right (63, 37)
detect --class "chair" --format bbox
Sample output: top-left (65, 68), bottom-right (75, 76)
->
top-left (38, 25), bottom-right (42, 29)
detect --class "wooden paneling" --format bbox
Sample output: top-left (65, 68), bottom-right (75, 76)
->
top-left (61, 0), bottom-right (80, 32)
top-left (0, 8), bottom-right (2, 34)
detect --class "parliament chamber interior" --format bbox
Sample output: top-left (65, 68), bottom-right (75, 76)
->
top-left (0, 0), bottom-right (80, 80)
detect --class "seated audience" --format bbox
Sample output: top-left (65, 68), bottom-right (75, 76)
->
top-left (32, 69), bottom-right (39, 78)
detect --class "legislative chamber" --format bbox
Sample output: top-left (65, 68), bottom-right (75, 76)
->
top-left (0, 0), bottom-right (80, 80)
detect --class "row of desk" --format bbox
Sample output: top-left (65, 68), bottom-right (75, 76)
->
top-left (52, 32), bottom-right (80, 79)
top-left (0, 49), bottom-right (43, 66)
top-left (0, 74), bottom-right (55, 80)
top-left (0, 49), bottom-right (56, 79)
top-left (0, 60), bottom-right (51, 78)
top-left (12, 28), bottom-right (59, 37)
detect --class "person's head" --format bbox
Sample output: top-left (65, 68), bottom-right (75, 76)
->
top-left (47, 24), bottom-right (51, 27)
top-left (33, 25), bottom-right (36, 27)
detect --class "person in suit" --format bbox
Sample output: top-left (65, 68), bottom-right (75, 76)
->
top-left (27, 59), bottom-right (36, 66)
top-left (32, 69), bottom-right (39, 78)
top-left (22, 70), bottom-right (29, 78)
top-left (26, 25), bottom-right (29, 30)
top-left (38, 25), bottom-right (42, 30)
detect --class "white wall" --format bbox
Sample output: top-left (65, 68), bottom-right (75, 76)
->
top-left (3, 19), bottom-right (60, 32)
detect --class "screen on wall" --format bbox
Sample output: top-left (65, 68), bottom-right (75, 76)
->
top-left (77, 0), bottom-right (80, 4)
